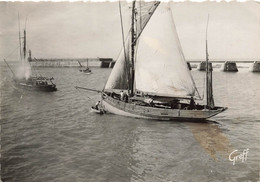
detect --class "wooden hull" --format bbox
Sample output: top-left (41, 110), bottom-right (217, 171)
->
top-left (101, 94), bottom-right (227, 121)
top-left (14, 82), bottom-right (57, 92)
top-left (91, 106), bottom-right (104, 114)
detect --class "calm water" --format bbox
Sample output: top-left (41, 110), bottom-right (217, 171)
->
top-left (1, 64), bottom-right (259, 182)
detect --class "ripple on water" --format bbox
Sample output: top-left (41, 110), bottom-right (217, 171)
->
top-left (1, 66), bottom-right (259, 181)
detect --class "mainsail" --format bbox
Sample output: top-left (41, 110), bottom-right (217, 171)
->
top-left (104, 37), bottom-right (130, 90)
top-left (135, 3), bottom-right (196, 98)
top-left (105, 2), bottom-right (197, 98)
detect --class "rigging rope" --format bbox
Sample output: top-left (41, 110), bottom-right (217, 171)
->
top-left (119, 1), bottom-right (130, 92)
top-left (3, 45), bottom-right (20, 60)
top-left (119, 1), bottom-right (127, 63)
top-left (2, 45), bottom-right (20, 77)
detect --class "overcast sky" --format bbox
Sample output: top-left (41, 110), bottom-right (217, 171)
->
top-left (0, 1), bottom-right (259, 61)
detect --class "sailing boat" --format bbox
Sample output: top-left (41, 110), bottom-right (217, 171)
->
top-left (78, 60), bottom-right (92, 74)
top-left (99, 2), bottom-right (227, 121)
top-left (10, 17), bottom-right (57, 92)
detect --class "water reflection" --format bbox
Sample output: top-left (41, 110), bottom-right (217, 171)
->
top-left (187, 120), bottom-right (233, 160)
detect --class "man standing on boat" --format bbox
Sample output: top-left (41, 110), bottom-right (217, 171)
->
top-left (120, 91), bottom-right (124, 101)
top-left (189, 97), bottom-right (196, 110)
top-left (95, 101), bottom-right (100, 110)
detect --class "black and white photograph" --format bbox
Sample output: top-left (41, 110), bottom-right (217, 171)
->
top-left (0, 1), bottom-right (259, 181)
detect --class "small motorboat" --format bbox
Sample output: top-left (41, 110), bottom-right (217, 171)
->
top-left (91, 106), bottom-right (104, 114)
top-left (13, 76), bottom-right (57, 92)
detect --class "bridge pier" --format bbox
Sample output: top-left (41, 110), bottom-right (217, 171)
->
top-left (197, 61), bottom-right (206, 71)
top-left (250, 61), bottom-right (260, 72)
top-left (100, 61), bottom-right (110, 68)
top-left (187, 62), bottom-right (192, 70)
top-left (197, 61), bottom-right (213, 71)
top-left (109, 61), bottom-right (116, 68)
top-left (99, 58), bottom-right (113, 68)
top-left (221, 61), bottom-right (238, 72)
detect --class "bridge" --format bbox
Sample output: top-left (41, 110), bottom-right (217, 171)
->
top-left (186, 59), bottom-right (260, 72)
top-left (29, 57), bottom-right (260, 72)
top-left (29, 58), bottom-right (116, 68)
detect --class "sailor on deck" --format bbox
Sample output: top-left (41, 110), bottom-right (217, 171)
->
top-left (95, 101), bottom-right (100, 110)
top-left (189, 97), bottom-right (196, 109)
top-left (120, 91), bottom-right (128, 102)
top-left (144, 97), bottom-right (154, 106)
top-left (120, 90), bottom-right (124, 101)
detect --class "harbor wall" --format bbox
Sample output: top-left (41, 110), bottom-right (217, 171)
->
top-left (30, 58), bottom-right (115, 68)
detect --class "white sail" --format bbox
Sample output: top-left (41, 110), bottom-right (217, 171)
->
top-left (135, 1), bottom-right (160, 42)
top-left (104, 38), bottom-right (130, 90)
top-left (135, 3), bottom-right (196, 98)
top-left (104, 1), bottom-right (159, 92)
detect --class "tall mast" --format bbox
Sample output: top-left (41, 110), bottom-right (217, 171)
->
top-left (130, 0), bottom-right (136, 97)
top-left (23, 15), bottom-right (28, 61)
top-left (23, 29), bottom-right (26, 60)
top-left (18, 13), bottom-right (22, 61)
top-left (206, 15), bottom-right (214, 108)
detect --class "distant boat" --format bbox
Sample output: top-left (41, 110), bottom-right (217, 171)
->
top-left (99, 2), bottom-right (227, 121)
top-left (4, 16), bottom-right (57, 92)
top-left (78, 60), bottom-right (92, 74)
top-left (13, 76), bottom-right (57, 92)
